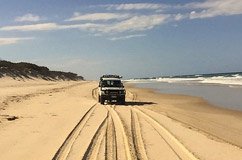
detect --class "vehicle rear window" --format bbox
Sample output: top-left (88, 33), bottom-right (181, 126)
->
top-left (101, 80), bottom-right (121, 87)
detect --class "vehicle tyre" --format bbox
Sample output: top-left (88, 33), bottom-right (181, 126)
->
top-left (121, 100), bottom-right (125, 105)
top-left (119, 97), bottom-right (125, 105)
top-left (100, 96), bottom-right (105, 105)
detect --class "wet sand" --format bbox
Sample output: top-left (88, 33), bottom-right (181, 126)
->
top-left (128, 85), bottom-right (242, 148)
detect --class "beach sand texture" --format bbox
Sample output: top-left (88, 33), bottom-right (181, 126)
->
top-left (0, 78), bottom-right (242, 160)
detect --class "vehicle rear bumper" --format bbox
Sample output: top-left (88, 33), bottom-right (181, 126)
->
top-left (101, 94), bottom-right (125, 101)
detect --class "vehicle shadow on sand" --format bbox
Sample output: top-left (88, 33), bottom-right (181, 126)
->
top-left (124, 101), bottom-right (156, 106)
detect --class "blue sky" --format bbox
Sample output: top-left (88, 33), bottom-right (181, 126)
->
top-left (0, 0), bottom-right (242, 79)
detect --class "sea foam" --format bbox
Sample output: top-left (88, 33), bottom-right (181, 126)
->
top-left (127, 72), bottom-right (242, 87)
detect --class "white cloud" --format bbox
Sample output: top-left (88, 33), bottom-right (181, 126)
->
top-left (0, 14), bottom-right (169, 33)
top-left (66, 12), bottom-right (131, 21)
top-left (0, 22), bottom-right (105, 32)
top-left (187, 0), bottom-right (242, 19)
top-left (70, 14), bottom-right (169, 33)
top-left (102, 14), bottom-right (170, 33)
top-left (59, 23), bottom-right (107, 32)
top-left (174, 13), bottom-right (188, 21)
top-left (109, 34), bottom-right (146, 41)
top-left (105, 1), bottom-right (242, 19)
top-left (0, 37), bottom-right (33, 46)
top-left (106, 3), bottom-right (168, 11)
top-left (15, 14), bottom-right (41, 22)
top-left (0, 23), bottom-right (59, 31)
top-left (2, 0), bottom-right (241, 37)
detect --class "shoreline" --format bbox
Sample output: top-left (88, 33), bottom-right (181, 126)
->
top-left (129, 81), bottom-right (242, 111)
top-left (126, 84), bottom-right (242, 148)
top-left (133, 84), bottom-right (242, 112)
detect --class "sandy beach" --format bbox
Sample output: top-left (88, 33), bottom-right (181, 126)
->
top-left (1, 78), bottom-right (242, 160)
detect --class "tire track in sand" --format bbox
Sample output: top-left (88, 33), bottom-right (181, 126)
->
top-left (52, 103), bottom-right (97, 160)
top-left (105, 113), bottom-right (118, 160)
top-left (105, 105), bottom-right (132, 160)
top-left (133, 107), bottom-right (199, 160)
top-left (92, 87), bottom-right (98, 100)
top-left (130, 109), bottom-right (148, 160)
top-left (82, 113), bottom-right (108, 160)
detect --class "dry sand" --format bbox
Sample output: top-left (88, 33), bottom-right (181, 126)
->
top-left (0, 78), bottom-right (242, 160)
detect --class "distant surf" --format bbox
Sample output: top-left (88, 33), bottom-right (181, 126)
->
top-left (127, 72), bottom-right (242, 87)
top-left (126, 72), bottom-right (242, 111)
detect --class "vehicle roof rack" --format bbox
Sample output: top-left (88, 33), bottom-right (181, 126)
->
top-left (100, 75), bottom-right (122, 80)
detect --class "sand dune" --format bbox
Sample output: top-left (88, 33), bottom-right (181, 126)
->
top-left (0, 79), bottom-right (242, 160)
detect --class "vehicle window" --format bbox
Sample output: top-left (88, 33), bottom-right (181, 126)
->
top-left (102, 80), bottom-right (121, 87)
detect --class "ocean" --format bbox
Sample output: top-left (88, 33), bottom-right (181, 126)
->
top-left (126, 72), bottom-right (242, 111)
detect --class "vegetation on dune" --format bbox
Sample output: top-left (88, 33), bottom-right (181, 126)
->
top-left (0, 60), bottom-right (84, 81)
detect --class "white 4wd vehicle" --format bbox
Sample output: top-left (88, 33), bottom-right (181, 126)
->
top-left (98, 75), bottom-right (126, 105)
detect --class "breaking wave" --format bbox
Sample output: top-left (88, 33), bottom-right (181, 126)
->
top-left (127, 72), bottom-right (242, 86)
